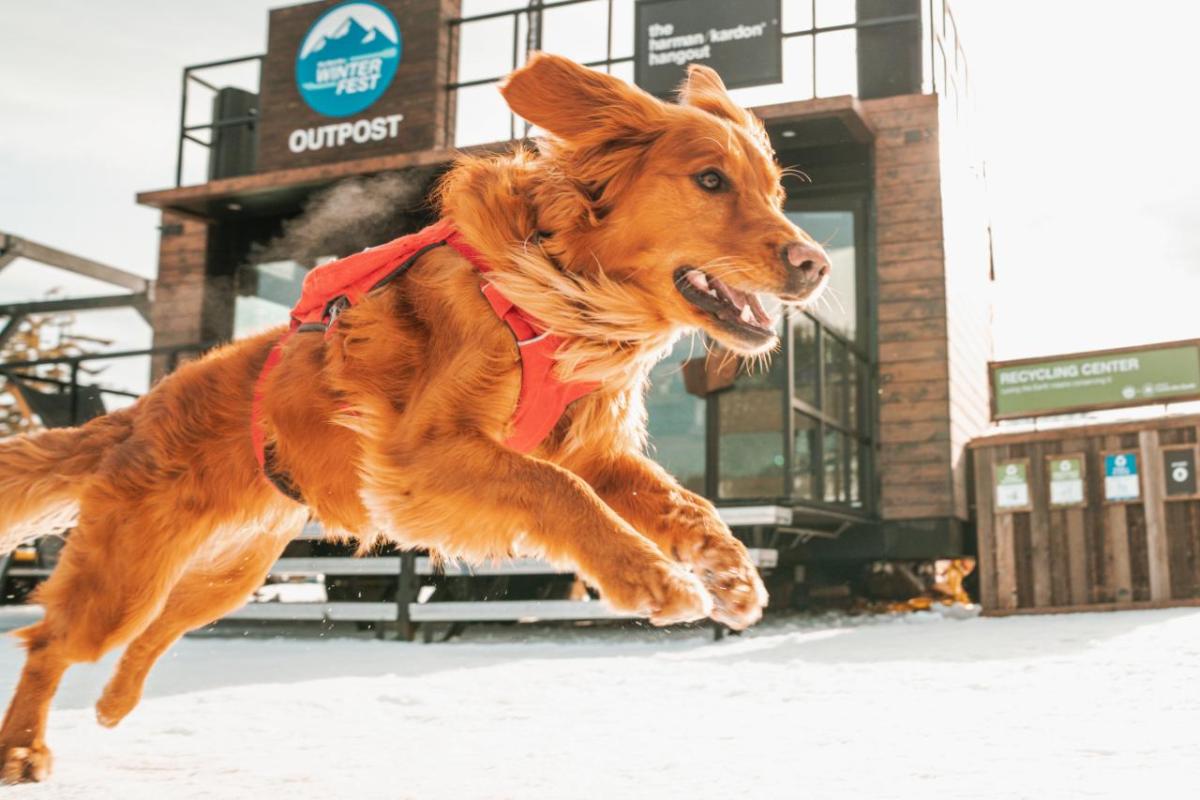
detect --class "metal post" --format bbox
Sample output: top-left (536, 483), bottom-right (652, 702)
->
top-left (176, 70), bottom-right (190, 187)
top-left (68, 362), bottom-right (80, 426)
top-left (814, 325), bottom-right (825, 501)
top-left (521, 1), bottom-right (543, 137)
top-left (526, 0), bottom-right (544, 54)
top-left (444, 22), bottom-right (458, 148)
top-left (811, 0), bottom-right (818, 98)
top-left (396, 551), bottom-right (417, 641)
top-left (782, 309), bottom-right (795, 499)
top-left (705, 379), bottom-right (720, 501)
top-left (605, 0), bottom-right (613, 71)
top-left (510, 12), bottom-right (520, 141)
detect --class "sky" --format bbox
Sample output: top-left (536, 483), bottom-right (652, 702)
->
top-left (1, 0), bottom-right (1199, 369)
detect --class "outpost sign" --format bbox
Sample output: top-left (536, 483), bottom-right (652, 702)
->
top-left (257, 0), bottom-right (446, 172)
top-left (634, 0), bottom-right (782, 96)
top-left (990, 340), bottom-right (1200, 420)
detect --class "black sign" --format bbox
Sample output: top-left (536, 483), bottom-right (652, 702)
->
top-left (1163, 448), bottom-right (1198, 497)
top-left (634, 0), bottom-right (782, 97)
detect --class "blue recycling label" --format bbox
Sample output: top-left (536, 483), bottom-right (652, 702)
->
top-left (1105, 453), bottom-right (1137, 478)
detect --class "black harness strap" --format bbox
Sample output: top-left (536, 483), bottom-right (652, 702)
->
top-left (262, 443), bottom-right (304, 503)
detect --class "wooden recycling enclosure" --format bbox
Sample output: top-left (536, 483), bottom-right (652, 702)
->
top-left (970, 415), bottom-right (1200, 615)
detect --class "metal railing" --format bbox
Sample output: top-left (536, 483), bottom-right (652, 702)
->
top-left (927, 0), bottom-right (969, 113)
top-left (0, 343), bottom-right (214, 428)
top-left (174, 55), bottom-right (264, 187)
top-left (166, 2), bottom-right (970, 181)
top-left (445, 0), bottom-right (634, 144)
top-left (446, 0), bottom-right (968, 148)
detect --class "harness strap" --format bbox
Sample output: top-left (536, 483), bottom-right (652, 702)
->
top-left (251, 236), bottom-right (458, 502)
top-left (250, 222), bottom-right (596, 503)
top-left (251, 326), bottom-right (304, 502)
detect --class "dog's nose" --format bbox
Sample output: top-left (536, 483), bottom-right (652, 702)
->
top-left (781, 241), bottom-right (831, 280)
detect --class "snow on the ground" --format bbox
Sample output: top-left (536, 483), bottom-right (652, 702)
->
top-left (1, 604), bottom-right (1198, 799)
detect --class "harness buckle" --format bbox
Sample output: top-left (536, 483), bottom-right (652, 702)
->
top-left (324, 295), bottom-right (350, 326)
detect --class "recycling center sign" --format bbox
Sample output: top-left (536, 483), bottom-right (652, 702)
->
top-left (990, 341), bottom-right (1200, 420)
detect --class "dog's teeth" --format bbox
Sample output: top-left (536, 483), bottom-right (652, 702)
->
top-left (739, 304), bottom-right (754, 324)
top-left (686, 270), bottom-right (710, 292)
top-left (749, 293), bottom-right (772, 326)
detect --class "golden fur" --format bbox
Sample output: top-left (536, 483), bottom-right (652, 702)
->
top-left (0, 54), bottom-right (828, 782)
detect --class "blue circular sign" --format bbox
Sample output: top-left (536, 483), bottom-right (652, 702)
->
top-left (295, 1), bottom-right (402, 118)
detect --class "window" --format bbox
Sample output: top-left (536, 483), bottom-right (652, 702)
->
top-left (787, 210), bottom-right (858, 340)
top-left (233, 260), bottom-right (307, 338)
top-left (717, 349), bottom-right (786, 500)
top-left (792, 314), bottom-right (818, 408)
top-left (645, 335), bottom-right (707, 494)
top-left (784, 202), bottom-right (871, 512)
top-left (793, 412), bottom-right (818, 500)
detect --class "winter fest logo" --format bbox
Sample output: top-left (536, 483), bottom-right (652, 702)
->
top-left (295, 1), bottom-right (402, 118)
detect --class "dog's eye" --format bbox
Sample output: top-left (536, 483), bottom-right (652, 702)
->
top-left (695, 170), bottom-right (727, 192)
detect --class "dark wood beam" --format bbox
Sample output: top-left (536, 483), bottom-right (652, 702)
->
top-left (0, 233), bottom-right (149, 294)
top-left (754, 95), bottom-right (876, 143)
top-left (0, 292), bottom-right (150, 318)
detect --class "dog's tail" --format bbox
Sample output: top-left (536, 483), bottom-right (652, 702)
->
top-left (0, 412), bottom-right (131, 555)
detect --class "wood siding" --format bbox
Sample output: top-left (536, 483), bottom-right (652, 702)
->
top-left (864, 95), bottom-right (952, 521)
top-left (862, 93), bottom-right (991, 523)
top-left (938, 93), bottom-right (994, 522)
top-left (151, 212), bottom-right (209, 349)
top-left (148, 212), bottom-right (211, 377)
top-left (972, 418), bottom-right (1200, 614)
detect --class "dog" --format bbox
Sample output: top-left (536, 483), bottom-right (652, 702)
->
top-left (0, 53), bottom-right (829, 782)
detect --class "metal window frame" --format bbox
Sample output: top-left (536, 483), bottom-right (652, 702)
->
top-left (782, 190), bottom-right (877, 516)
top-left (705, 188), bottom-right (875, 516)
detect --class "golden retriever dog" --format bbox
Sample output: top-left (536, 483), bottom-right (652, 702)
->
top-left (0, 53), bottom-right (829, 782)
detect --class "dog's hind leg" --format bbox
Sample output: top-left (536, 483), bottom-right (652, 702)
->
top-left (0, 622), bottom-right (67, 783)
top-left (0, 492), bottom-right (258, 783)
top-left (95, 515), bottom-right (303, 728)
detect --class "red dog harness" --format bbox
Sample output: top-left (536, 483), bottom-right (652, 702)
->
top-left (250, 219), bottom-right (598, 501)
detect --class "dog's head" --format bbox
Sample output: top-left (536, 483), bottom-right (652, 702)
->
top-left (499, 53), bottom-right (830, 356)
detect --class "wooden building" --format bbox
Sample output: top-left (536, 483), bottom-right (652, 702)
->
top-left (971, 416), bottom-right (1200, 614)
top-left (135, 0), bottom-right (991, 568)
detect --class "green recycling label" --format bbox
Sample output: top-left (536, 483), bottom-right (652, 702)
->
top-left (994, 461), bottom-right (1030, 510)
top-left (1048, 456), bottom-right (1085, 506)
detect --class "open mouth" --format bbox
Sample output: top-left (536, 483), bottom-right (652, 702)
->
top-left (674, 267), bottom-right (777, 345)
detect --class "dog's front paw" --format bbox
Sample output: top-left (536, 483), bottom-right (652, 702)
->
top-left (694, 538), bottom-right (769, 630)
top-left (599, 558), bottom-right (713, 625)
top-left (1, 742), bottom-right (52, 784)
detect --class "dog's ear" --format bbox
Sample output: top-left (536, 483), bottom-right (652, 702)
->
top-left (499, 52), bottom-right (665, 142)
top-left (678, 64), bottom-right (748, 124)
